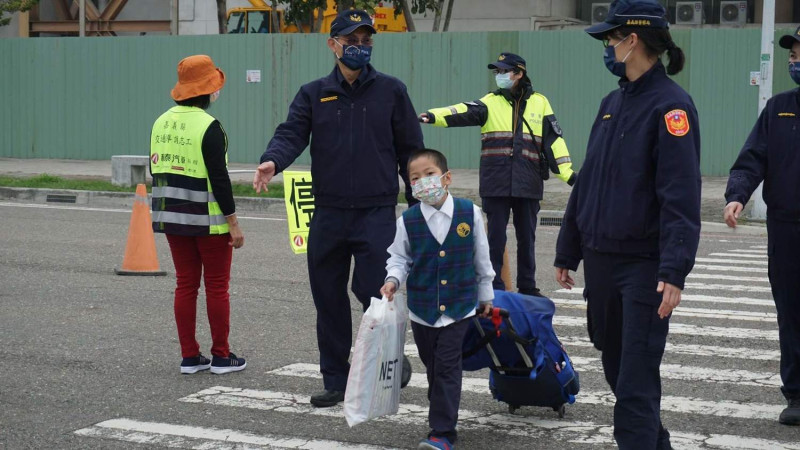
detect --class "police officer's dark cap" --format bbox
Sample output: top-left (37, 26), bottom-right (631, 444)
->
top-left (488, 53), bottom-right (527, 72)
top-left (585, 0), bottom-right (669, 40)
top-left (330, 9), bottom-right (376, 37)
top-left (779, 25), bottom-right (800, 50)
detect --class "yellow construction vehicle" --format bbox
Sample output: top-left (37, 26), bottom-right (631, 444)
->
top-left (226, 0), bottom-right (407, 35)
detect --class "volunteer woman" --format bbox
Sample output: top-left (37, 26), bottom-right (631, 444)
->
top-left (150, 55), bottom-right (246, 375)
top-left (553, 1), bottom-right (701, 448)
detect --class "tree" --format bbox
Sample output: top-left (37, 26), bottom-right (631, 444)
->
top-left (0, 0), bottom-right (39, 27)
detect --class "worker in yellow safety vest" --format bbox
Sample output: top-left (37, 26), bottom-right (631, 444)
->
top-left (150, 54), bottom-right (246, 376)
top-left (419, 52), bottom-right (575, 296)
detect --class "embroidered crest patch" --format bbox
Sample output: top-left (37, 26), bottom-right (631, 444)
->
top-left (457, 223), bottom-right (471, 238)
top-left (664, 109), bottom-right (690, 137)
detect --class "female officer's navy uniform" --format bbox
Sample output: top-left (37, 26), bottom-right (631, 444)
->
top-left (555, 1), bottom-right (701, 448)
top-left (724, 25), bottom-right (800, 425)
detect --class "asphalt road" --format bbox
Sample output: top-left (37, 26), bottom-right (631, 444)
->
top-left (0, 200), bottom-right (792, 449)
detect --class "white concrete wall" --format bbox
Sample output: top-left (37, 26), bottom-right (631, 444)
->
top-left (0, 11), bottom-right (21, 38)
top-left (411, 0), bottom-right (580, 32)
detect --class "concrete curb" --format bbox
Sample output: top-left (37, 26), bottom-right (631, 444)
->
top-left (0, 187), bottom-right (768, 236)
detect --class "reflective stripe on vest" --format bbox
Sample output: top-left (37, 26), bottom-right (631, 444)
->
top-left (150, 106), bottom-right (229, 235)
top-left (479, 93), bottom-right (547, 161)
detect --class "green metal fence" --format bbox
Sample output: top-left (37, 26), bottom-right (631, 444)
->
top-left (0, 28), bottom-right (796, 175)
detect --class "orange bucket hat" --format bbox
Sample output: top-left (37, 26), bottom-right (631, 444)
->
top-left (171, 55), bottom-right (226, 101)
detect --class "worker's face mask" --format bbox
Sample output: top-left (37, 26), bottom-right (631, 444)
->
top-left (335, 40), bottom-right (371, 70)
top-left (790, 62), bottom-right (800, 85)
top-left (411, 173), bottom-right (448, 206)
top-left (603, 35), bottom-right (633, 78)
top-left (210, 90), bottom-right (220, 103)
top-left (495, 72), bottom-right (514, 90)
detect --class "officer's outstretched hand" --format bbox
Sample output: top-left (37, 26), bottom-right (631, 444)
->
top-left (418, 112), bottom-right (432, 124)
top-left (657, 281), bottom-right (681, 319)
top-left (380, 280), bottom-right (397, 302)
top-left (554, 267), bottom-right (575, 290)
top-left (253, 161), bottom-right (276, 194)
top-left (723, 201), bottom-right (744, 228)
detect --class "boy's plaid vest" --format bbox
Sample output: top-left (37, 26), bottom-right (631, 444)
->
top-left (403, 197), bottom-right (477, 325)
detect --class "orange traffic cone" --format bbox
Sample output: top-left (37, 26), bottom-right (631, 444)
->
top-left (502, 246), bottom-right (512, 291)
top-left (115, 184), bottom-right (166, 276)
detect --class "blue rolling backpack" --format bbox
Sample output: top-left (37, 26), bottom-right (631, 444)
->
top-left (462, 290), bottom-right (580, 416)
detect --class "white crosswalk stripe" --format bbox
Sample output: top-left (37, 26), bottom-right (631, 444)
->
top-left (73, 243), bottom-right (798, 449)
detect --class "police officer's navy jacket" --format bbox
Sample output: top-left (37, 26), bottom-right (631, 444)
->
top-left (555, 61), bottom-right (701, 289)
top-left (426, 85), bottom-right (575, 199)
top-left (260, 65), bottom-right (424, 208)
top-left (725, 88), bottom-right (800, 222)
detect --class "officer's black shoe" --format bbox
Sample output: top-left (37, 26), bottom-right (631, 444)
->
top-left (779, 399), bottom-right (800, 425)
top-left (519, 288), bottom-right (542, 297)
top-left (401, 354), bottom-right (412, 389)
top-left (310, 389), bottom-right (345, 408)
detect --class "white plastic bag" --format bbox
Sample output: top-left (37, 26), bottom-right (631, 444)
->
top-left (344, 294), bottom-right (408, 427)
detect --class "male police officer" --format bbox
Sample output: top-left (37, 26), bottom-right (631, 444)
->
top-left (419, 53), bottom-right (575, 297)
top-left (253, 9), bottom-right (423, 408)
top-left (724, 25), bottom-right (800, 426)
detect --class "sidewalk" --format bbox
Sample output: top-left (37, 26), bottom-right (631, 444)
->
top-left (0, 157), bottom-right (759, 232)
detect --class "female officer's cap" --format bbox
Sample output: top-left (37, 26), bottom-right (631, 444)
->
top-left (779, 25), bottom-right (800, 50)
top-left (488, 52), bottom-right (527, 72)
top-left (585, 0), bottom-right (669, 40)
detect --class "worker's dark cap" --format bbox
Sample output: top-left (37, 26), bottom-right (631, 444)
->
top-left (487, 53), bottom-right (527, 72)
top-left (330, 9), bottom-right (376, 37)
top-left (779, 25), bottom-right (800, 49)
top-left (585, 0), bottom-right (669, 40)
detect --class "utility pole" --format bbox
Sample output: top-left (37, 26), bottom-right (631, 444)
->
top-left (749, 0), bottom-right (775, 220)
top-left (79, 0), bottom-right (85, 37)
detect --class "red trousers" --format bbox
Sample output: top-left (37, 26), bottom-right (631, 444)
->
top-left (166, 234), bottom-right (232, 358)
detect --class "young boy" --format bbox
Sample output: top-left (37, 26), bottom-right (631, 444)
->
top-left (381, 148), bottom-right (495, 450)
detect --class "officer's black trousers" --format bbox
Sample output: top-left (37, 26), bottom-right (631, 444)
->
top-left (306, 205), bottom-right (396, 391)
top-left (767, 219), bottom-right (800, 401)
top-left (583, 249), bottom-right (671, 450)
top-left (482, 197), bottom-right (540, 292)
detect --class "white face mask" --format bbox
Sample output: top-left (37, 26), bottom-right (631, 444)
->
top-left (210, 90), bottom-right (220, 103)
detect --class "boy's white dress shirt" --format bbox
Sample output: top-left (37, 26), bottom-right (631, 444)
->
top-left (385, 194), bottom-right (496, 328)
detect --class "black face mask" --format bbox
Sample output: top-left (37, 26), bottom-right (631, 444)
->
top-left (336, 40), bottom-right (372, 70)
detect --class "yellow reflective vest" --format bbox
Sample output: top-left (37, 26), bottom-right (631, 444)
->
top-left (427, 88), bottom-right (575, 199)
top-left (150, 106), bottom-right (229, 236)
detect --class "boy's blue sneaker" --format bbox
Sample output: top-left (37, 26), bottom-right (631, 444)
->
top-left (210, 352), bottom-right (247, 374)
top-left (180, 354), bottom-right (211, 374)
top-left (418, 437), bottom-right (453, 450)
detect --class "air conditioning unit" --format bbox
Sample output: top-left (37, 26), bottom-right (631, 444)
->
top-left (675, 1), bottom-right (703, 25)
top-left (591, 3), bottom-right (611, 25)
top-left (720, 1), bottom-right (747, 25)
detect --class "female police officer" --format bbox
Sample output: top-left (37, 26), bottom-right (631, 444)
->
top-left (419, 53), bottom-right (575, 297)
top-left (553, 1), bottom-right (701, 448)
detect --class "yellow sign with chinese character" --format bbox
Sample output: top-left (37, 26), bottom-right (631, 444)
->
top-left (283, 171), bottom-right (315, 254)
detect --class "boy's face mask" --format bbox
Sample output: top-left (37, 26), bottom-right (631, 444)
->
top-left (411, 173), bottom-right (448, 205)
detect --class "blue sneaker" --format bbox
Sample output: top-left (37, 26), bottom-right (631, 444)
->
top-left (180, 354), bottom-right (211, 374)
top-left (418, 437), bottom-right (454, 450)
top-left (210, 352), bottom-right (246, 374)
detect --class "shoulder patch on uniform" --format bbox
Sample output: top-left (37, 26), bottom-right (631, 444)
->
top-left (602, 114), bottom-right (612, 120)
top-left (547, 116), bottom-right (563, 135)
top-left (320, 96), bottom-right (338, 103)
top-left (778, 112), bottom-right (796, 117)
top-left (664, 109), bottom-right (690, 137)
